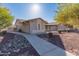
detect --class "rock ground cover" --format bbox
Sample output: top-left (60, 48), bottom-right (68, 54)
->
top-left (37, 32), bottom-right (79, 55)
top-left (0, 33), bottom-right (39, 56)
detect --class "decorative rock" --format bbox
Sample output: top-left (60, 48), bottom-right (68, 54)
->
top-left (13, 49), bottom-right (20, 52)
top-left (0, 33), bottom-right (28, 55)
top-left (0, 33), bottom-right (39, 56)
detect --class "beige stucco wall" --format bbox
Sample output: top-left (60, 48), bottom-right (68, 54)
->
top-left (20, 22), bottom-right (30, 33)
top-left (36, 19), bottom-right (46, 32)
top-left (15, 19), bottom-right (70, 33)
top-left (29, 20), bottom-right (37, 33)
top-left (15, 19), bottom-right (47, 33)
top-left (15, 21), bottom-right (30, 33)
top-left (30, 19), bottom-right (47, 33)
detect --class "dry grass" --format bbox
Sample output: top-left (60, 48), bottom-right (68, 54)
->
top-left (59, 32), bottom-right (79, 55)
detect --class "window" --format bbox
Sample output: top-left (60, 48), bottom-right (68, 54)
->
top-left (38, 24), bottom-right (40, 30)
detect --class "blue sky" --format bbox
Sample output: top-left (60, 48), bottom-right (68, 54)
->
top-left (3, 3), bottom-right (58, 23)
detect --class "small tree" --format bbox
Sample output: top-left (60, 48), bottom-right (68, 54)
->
top-left (0, 7), bottom-right (13, 31)
top-left (55, 4), bottom-right (79, 29)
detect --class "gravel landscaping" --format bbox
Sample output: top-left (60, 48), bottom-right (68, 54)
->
top-left (0, 33), bottom-right (39, 56)
top-left (37, 32), bottom-right (79, 56)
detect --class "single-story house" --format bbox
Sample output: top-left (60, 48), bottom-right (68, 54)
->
top-left (15, 18), bottom-right (70, 33)
top-left (15, 18), bottom-right (48, 33)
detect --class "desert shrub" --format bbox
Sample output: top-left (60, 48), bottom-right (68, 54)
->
top-left (18, 29), bottom-right (22, 32)
top-left (0, 30), bottom-right (7, 36)
top-left (48, 32), bottom-right (53, 38)
top-left (58, 30), bottom-right (62, 34)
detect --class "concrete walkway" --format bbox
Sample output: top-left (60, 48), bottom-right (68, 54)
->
top-left (9, 32), bottom-right (74, 56)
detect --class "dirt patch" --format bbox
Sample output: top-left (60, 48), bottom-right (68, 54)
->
top-left (59, 32), bottom-right (79, 55)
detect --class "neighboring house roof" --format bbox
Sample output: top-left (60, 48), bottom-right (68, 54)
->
top-left (15, 18), bottom-right (48, 24)
top-left (15, 19), bottom-right (23, 25)
top-left (45, 22), bottom-right (58, 26)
